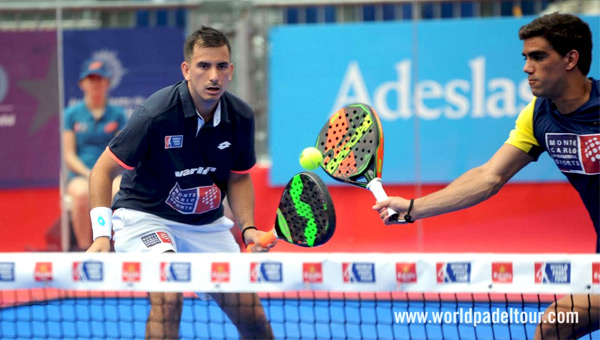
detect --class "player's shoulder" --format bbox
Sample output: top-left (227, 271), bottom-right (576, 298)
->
top-left (221, 91), bottom-right (254, 120)
top-left (139, 81), bottom-right (185, 119)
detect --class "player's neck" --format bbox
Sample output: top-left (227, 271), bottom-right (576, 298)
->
top-left (552, 77), bottom-right (592, 115)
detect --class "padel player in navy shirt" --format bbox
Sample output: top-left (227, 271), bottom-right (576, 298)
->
top-left (86, 26), bottom-right (274, 339)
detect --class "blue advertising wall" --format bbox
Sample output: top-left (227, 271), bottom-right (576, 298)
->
top-left (268, 16), bottom-right (600, 185)
top-left (63, 27), bottom-right (185, 117)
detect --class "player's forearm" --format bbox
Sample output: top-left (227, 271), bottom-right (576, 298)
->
top-left (89, 168), bottom-right (114, 208)
top-left (88, 153), bottom-right (121, 208)
top-left (413, 166), bottom-right (505, 219)
top-left (227, 173), bottom-right (255, 230)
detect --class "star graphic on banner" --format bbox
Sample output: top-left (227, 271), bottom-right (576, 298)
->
top-left (18, 50), bottom-right (60, 136)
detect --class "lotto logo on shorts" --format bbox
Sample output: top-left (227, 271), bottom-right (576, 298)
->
top-left (250, 262), bottom-right (282, 283)
top-left (492, 262), bottom-right (513, 284)
top-left (396, 262), bottom-right (417, 283)
top-left (593, 263), bottom-right (600, 284)
top-left (34, 262), bottom-right (53, 282)
top-left (122, 262), bottom-right (141, 283)
top-left (302, 263), bottom-right (323, 283)
top-left (342, 262), bottom-right (375, 283)
top-left (0, 262), bottom-right (15, 282)
top-left (72, 261), bottom-right (103, 282)
top-left (437, 262), bottom-right (471, 283)
top-left (160, 262), bottom-right (191, 282)
top-left (165, 135), bottom-right (183, 149)
top-left (141, 232), bottom-right (172, 248)
top-left (535, 262), bottom-right (570, 284)
top-left (211, 262), bottom-right (230, 283)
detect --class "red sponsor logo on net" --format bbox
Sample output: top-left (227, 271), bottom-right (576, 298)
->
top-left (593, 263), bottom-right (600, 284)
top-left (303, 263), bottom-right (323, 283)
top-left (34, 262), bottom-right (53, 282)
top-left (122, 262), bottom-right (141, 283)
top-left (396, 263), bottom-right (417, 283)
top-left (211, 262), bottom-right (230, 283)
top-left (492, 262), bottom-right (513, 284)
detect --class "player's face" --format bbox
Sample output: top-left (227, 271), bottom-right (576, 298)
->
top-left (182, 44), bottom-right (233, 110)
top-left (522, 37), bottom-right (570, 99)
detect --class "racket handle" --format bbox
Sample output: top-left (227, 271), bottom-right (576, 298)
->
top-left (245, 230), bottom-right (277, 252)
top-left (367, 178), bottom-right (400, 221)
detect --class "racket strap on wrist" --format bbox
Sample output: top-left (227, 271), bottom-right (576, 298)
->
top-left (241, 226), bottom-right (257, 246)
top-left (404, 199), bottom-right (415, 223)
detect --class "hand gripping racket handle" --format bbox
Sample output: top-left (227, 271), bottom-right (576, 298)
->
top-left (367, 178), bottom-right (399, 221)
top-left (245, 230), bottom-right (277, 252)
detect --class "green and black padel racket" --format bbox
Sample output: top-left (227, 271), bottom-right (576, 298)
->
top-left (316, 103), bottom-right (399, 221)
top-left (246, 172), bottom-right (336, 250)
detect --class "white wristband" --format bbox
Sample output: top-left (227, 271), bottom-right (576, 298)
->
top-left (91, 207), bottom-right (113, 240)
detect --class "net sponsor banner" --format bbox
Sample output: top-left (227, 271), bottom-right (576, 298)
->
top-left (0, 31), bottom-right (60, 188)
top-left (268, 16), bottom-right (600, 185)
top-left (0, 253), bottom-right (597, 294)
top-left (63, 27), bottom-right (185, 118)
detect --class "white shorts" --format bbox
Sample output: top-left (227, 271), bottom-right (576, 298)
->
top-left (112, 208), bottom-right (239, 254)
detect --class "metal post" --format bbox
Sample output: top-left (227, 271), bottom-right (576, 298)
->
top-left (56, 0), bottom-right (69, 252)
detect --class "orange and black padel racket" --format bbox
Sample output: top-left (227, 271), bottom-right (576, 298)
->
top-left (316, 103), bottom-right (400, 221)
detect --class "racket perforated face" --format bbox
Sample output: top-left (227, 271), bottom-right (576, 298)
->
top-left (316, 103), bottom-right (384, 187)
top-left (274, 172), bottom-right (336, 247)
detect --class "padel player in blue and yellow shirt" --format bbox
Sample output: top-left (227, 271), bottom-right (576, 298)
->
top-left (373, 13), bottom-right (598, 340)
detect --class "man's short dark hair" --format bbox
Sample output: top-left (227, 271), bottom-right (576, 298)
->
top-left (183, 26), bottom-right (231, 61)
top-left (519, 12), bottom-right (593, 75)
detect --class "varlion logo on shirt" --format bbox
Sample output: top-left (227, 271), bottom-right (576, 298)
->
top-left (175, 166), bottom-right (216, 177)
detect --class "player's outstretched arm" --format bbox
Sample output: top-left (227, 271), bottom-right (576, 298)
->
top-left (373, 144), bottom-right (533, 224)
top-left (86, 149), bottom-right (123, 253)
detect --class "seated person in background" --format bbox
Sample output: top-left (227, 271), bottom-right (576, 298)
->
top-left (63, 59), bottom-right (126, 251)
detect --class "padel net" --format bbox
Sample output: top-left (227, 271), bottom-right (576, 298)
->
top-left (0, 252), bottom-right (598, 339)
